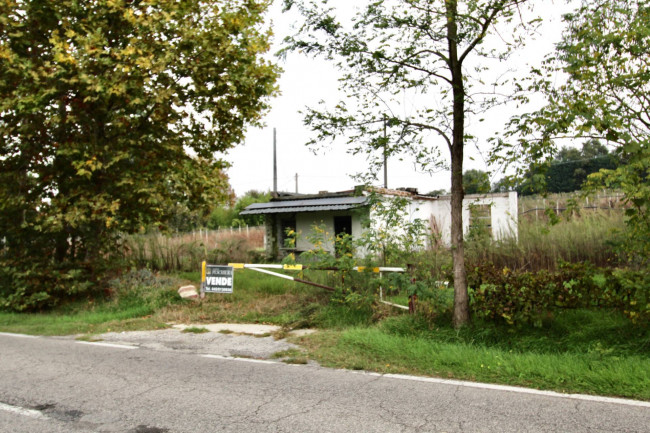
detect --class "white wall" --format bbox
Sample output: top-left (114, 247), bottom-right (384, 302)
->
top-left (413, 191), bottom-right (518, 244)
top-left (281, 191), bottom-right (517, 255)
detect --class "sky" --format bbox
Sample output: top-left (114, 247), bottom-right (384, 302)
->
top-left (222, 0), bottom-right (578, 197)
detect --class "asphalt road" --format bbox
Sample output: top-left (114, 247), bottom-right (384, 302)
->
top-left (1, 332), bottom-right (648, 433)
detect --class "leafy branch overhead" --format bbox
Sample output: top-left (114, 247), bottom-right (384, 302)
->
top-left (282, 0), bottom-right (538, 174)
top-left (0, 0), bottom-right (279, 310)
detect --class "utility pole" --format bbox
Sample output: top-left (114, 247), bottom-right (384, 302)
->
top-left (273, 127), bottom-right (277, 193)
top-left (295, 173), bottom-right (298, 194)
top-left (383, 116), bottom-right (388, 189)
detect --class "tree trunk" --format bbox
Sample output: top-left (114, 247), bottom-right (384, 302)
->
top-left (446, 0), bottom-right (470, 328)
top-left (450, 137), bottom-right (469, 328)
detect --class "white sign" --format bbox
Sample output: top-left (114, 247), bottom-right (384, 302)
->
top-left (203, 265), bottom-right (234, 294)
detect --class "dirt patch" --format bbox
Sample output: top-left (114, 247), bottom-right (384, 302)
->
top-left (95, 325), bottom-right (313, 359)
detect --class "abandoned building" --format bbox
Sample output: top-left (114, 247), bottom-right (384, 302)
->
top-left (240, 187), bottom-right (518, 259)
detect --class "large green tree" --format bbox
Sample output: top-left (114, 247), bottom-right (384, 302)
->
top-left (503, 0), bottom-right (649, 263)
top-left (283, 0), bottom-right (537, 327)
top-left (0, 0), bottom-right (279, 310)
top-left (463, 169), bottom-right (491, 194)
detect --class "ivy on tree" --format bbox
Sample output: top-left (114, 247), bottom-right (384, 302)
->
top-left (0, 0), bottom-right (279, 310)
top-left (283, 0), bottom-right (539, 327)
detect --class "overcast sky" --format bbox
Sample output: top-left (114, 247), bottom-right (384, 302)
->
top-left (223, 0), bottom-right (578, 197)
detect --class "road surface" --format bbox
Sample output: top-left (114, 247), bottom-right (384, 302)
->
top-left (1, 332), bottom-right (648, 432)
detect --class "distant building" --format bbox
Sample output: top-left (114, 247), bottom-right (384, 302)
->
top-left (240, 187), bottom-right (518, 259)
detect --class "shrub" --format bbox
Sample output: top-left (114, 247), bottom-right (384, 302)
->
top-left (607, 269), bottom-right (650, 325)
top-left (467, 262), bottom-right (648, 326)
top-left (0, 257), bottom-right (103, 312)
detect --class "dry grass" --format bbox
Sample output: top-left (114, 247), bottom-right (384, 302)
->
top-left (151, 270), bottom-right (327, 326)
top-left (122, 227), bottom-right (265, 272)
top-left (465, 209), bottom-right (623, 271)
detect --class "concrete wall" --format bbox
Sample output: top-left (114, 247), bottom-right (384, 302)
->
top-left (411, 191), bottom-right (518, 244)
top-left (294, 211), bottom-right (364, 253)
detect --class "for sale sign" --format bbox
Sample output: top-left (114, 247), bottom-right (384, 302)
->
top-left (202, 264), bottom-right (234, 294)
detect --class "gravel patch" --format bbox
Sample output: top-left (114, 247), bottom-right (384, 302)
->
top-left (171, 323), bottom-right (281, 335)
top-left (96, 327), bottom-right (298, 359)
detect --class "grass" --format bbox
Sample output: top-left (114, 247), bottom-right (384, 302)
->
top-left (122, 227), bottom-right (264, 272)
top-left (465, 210), bottom-right (624, 271)
top-left (0, 308), bottom-right (169, 336)
top-left (182, 326), bottom-right (209, 334)
top-left (0, 268), bottom-right (332, 335)
top-left (0, 269), bottom-right (183, 335)
top-left (271, 348), bottom-right (310, 364)
top-left (1, 267), bottom-right (648, 400)
top-left (295, 310), bottom-right (650, 400)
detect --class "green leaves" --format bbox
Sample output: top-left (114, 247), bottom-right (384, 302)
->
top-left (468, 262), bottom-right (650, 327)
top-left (0, 0), bottom-right (279, 310)
top-left (502, 0), bottom-right (650, 266)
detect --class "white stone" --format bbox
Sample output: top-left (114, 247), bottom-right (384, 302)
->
top-left (178, 285), bottom-right (198, 299)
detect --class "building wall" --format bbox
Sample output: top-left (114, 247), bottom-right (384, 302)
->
top-left (367, 191), bottom-right (518, 247)
top-left (264, 192), bottom-right (517, 259)
top-left (410, 191), bottom-right (518, 244)
top-left (294, 211), bottom-right (364, 253)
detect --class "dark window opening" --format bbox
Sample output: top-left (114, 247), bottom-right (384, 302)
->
top-left (334, 216), bottom-right (352, 237)
top-left (280, 216), bottom-right (296, 249)
top-left (334, 216), bottom-right (353, 257)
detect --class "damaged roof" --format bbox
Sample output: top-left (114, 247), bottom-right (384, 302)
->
top-left (240, 196), bottom-right (369, 215)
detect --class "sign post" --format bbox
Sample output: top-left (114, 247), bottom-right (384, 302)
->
top-left (200, 261), bottom-right (234, 296)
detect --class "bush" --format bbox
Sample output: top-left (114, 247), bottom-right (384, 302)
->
top-left (0, 257), bottom-right (101, 312)
top-left (107, 268), bottom-right (181, 312)
top-left (609, 269), bottom-right (650, 325)
top-left (467, 262), bottom-right (648, 326)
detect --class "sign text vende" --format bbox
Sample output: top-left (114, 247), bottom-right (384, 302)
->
top-left (202, 264), bottom-right (234, 294)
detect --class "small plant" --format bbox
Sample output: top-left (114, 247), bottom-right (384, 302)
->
top-left (182, 326), bottom-right (209, 334)
top-left (272, 348), bottom-right (309, 364)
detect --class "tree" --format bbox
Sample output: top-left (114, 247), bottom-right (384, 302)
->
top-left (503, 0), bottom-right (649, 264)
top-left (463, 169), bottom-right (491, 194)
top-left (426, 188), bottom-right (448, 196)
top-left (0, 0), bottom-right (279, 310)
top-left (516, 140), bottom-right (620, 194)
top-left (207, 189), bottom-right (271, 228)
top-left (234, 190), bottom-right (271, 226)
top-left (491, 176), bottom-right (514, 193)
top-left (283, 0), bottom-right (538, 327)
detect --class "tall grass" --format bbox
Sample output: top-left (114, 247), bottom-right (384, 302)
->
top-left (119, 191), bottom-right (626, 274)
top-left (465, 210), bottom-right (623, 271)
top-left (122, 227), bottom-right (264, 272)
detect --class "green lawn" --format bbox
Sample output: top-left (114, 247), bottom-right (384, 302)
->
top-left (296, 311), bottom-right (650, 400)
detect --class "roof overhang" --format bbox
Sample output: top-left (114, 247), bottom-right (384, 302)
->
top-left (240, 196), bottom-right (369, 215)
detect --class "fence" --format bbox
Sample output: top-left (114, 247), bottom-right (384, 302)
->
top-left (519, 191), bottom-right (626, 219)
top-left (184, 226), bottom-right (264, 246)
